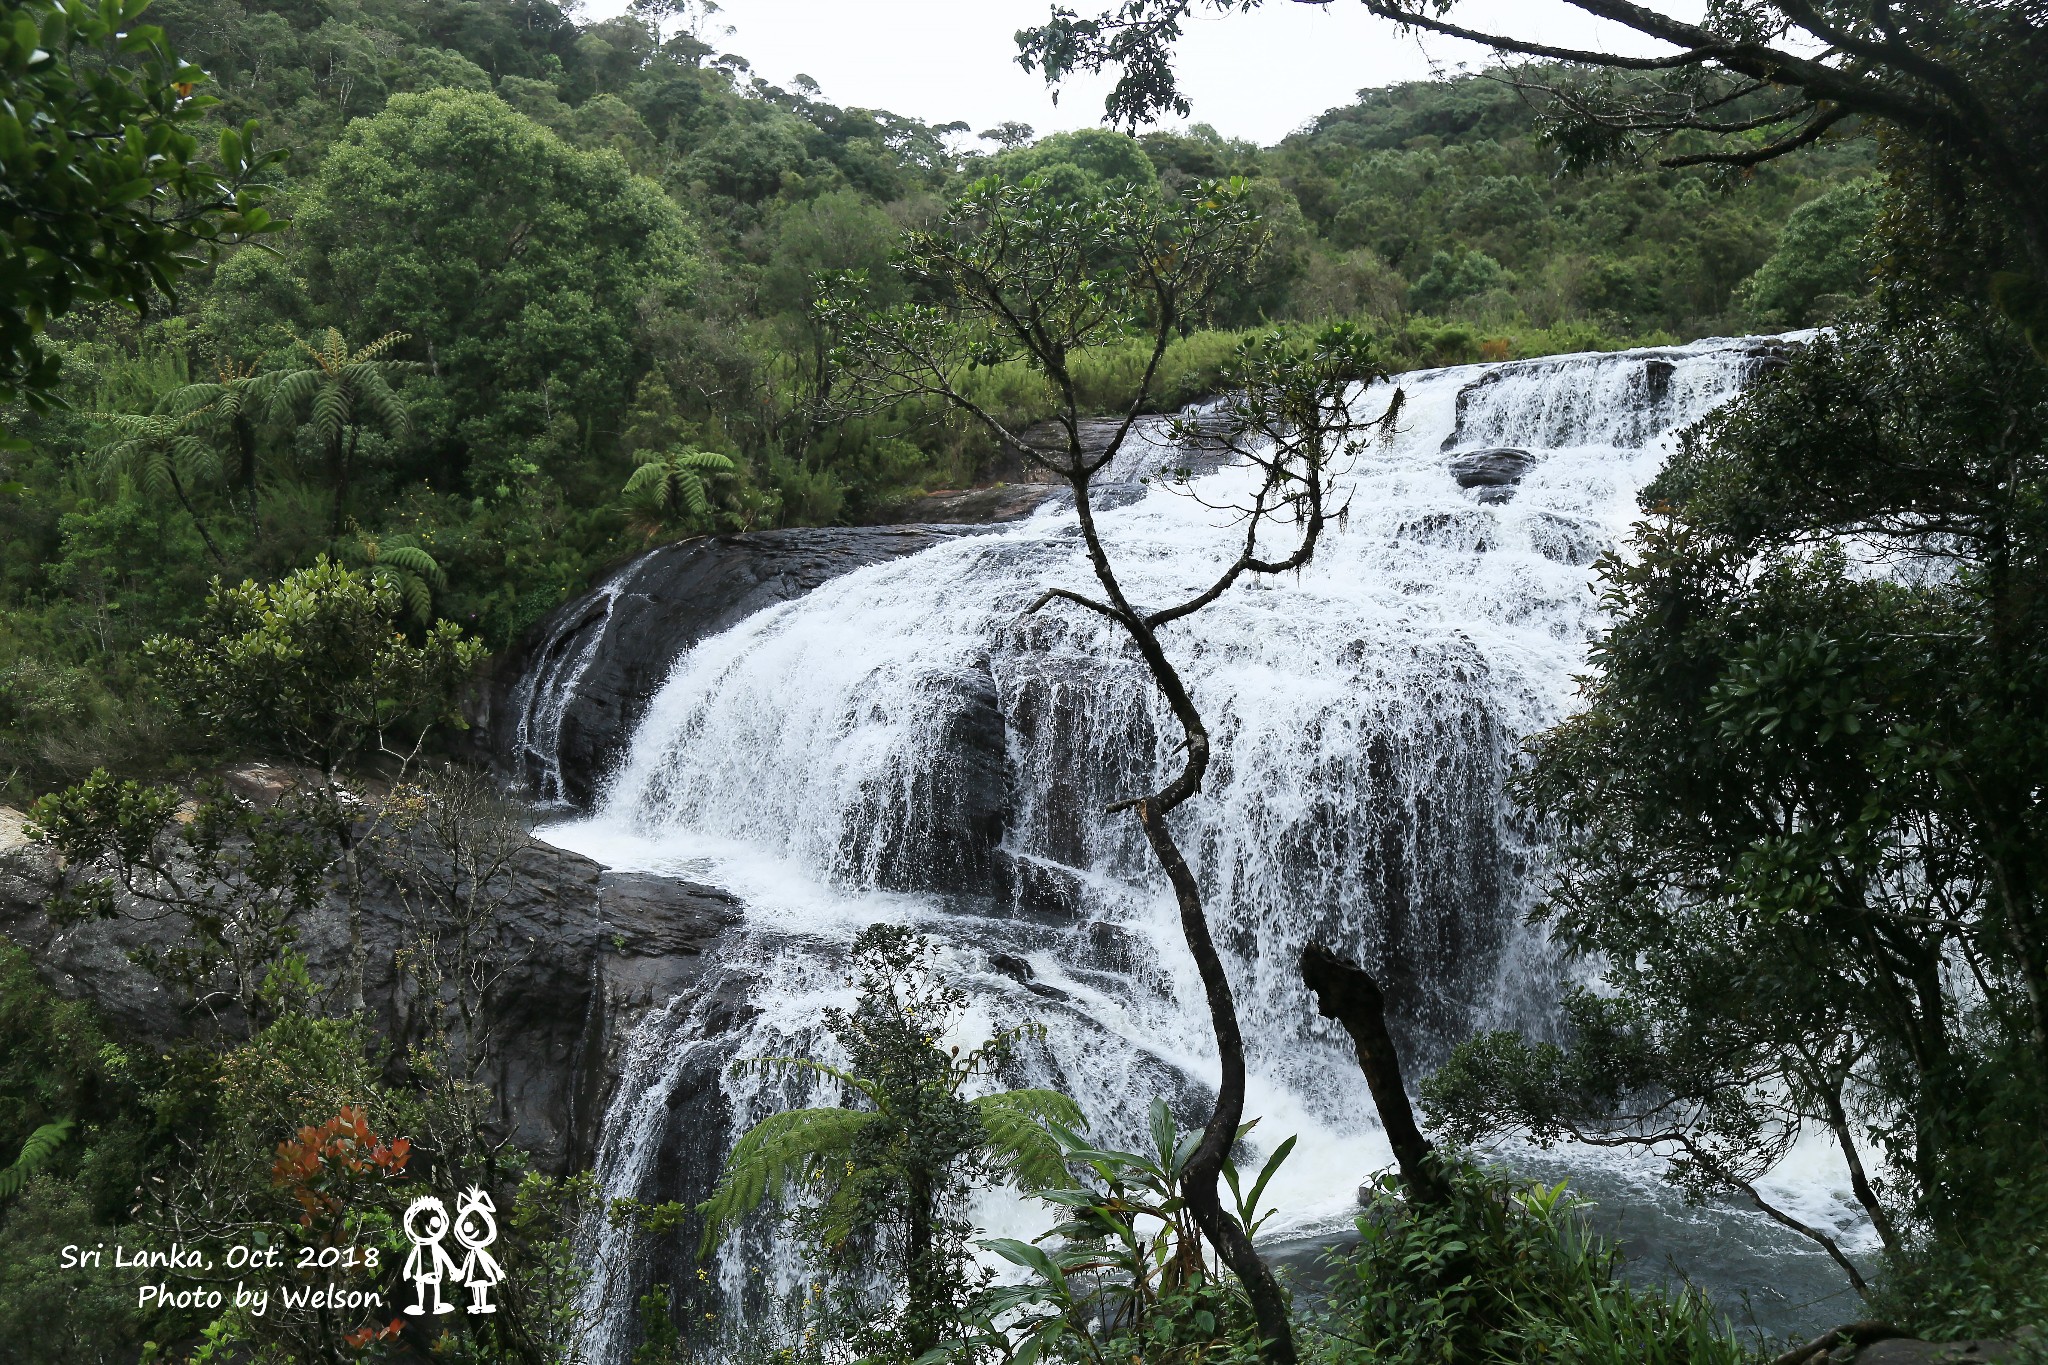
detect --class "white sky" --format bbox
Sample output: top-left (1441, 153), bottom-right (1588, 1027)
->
top-left (573, 1), bottom-right (1705, 146)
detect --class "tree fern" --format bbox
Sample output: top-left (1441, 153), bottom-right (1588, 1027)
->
top-left (0, 1119), bottom-right (74, 1203)
top-left (166, 359), bottom-right (276, 529)
top-left (86, 409), bottom-right (229, 565)
top-left (271, 329), bottom-right (418, 533)
top-left (695, 926), bottom-right (1089, 1359)
top-left (973, 1088), bottom-right (1088, 1192)
top-left (622, 447), bottom-right (735, 538)
top-left (343, 533), bottom-right (446, 623)
top-left (696, 1106), bottom-right (880, 1256)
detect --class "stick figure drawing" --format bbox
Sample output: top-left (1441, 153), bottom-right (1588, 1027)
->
top-left (452, 1186), bottom-right (504, 1315)
top-left (402, 1196), bottom-right (463, 1316)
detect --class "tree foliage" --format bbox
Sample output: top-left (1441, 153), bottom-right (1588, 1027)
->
top-left (0, 0), bottom-right (282, 400)
top-left (1426, 272), bottom-right (2048, 1323)
top-left (142, 557), bottom-right (482, 773)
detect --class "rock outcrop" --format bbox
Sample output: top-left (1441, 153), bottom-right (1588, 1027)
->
top-left (1447, 447), bottom-right (1537, 504)
top-left (0, 808), bottom-right (740, 1173)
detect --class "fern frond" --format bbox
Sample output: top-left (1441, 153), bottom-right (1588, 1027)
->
top-left (676, 450), bottom-right (736, 473)
top-left (974, 1089), bottom-right (1088, 1191)
top-left (269, 370), bottom-right (316, 413)
top-left (378, 545), bottom-right (444, 584)
top-left (402, 573), bottom-right (432, 622)
top-left (141, 448), bottom-right (175, 497)
top-left (312, 386), bottom-right (349, 440)
top-left (358, 372), bottom-right (412, 434)
top-left (695, 1107), bottom-right (878, 1257)
top-left (0, 1119), bottom-right (74, 1203)
top-left (621, 463), bottom-right (670, 495)
top-left (352, 331), bottom-right (412, 364)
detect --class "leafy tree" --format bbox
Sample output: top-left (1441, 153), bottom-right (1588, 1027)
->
top-left (141, 559), bottom-right (483, 1011)
top-left (1738, 178), bottom-right (1882, 327)
top-left (1407, 245), bottom-right (1508, 313)
top-left (1424, 299), bottom-right (2048, 1312)
top-left (991, 127), bottom-right (1160, 198)
top-left (143, 558), bottom-right (481, 777)
top-left (698, 924), bottom-right (1084, 1360)
top-left (295, 88), bottom-right (699, 499)
top-left (28, 772), bottom-right (333, 1022)
top-left (270, 327), bottom-right (415, 534)
top-left (979, 120), bottom-right (1035, 149)
top-left (0, 0), bottom-right (282, 402)
top-left (828, 172), bottom-right (1400, 1363)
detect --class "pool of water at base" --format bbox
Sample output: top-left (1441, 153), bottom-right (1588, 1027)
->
top-left (1265, 1153), bottom-right (1860, 1351)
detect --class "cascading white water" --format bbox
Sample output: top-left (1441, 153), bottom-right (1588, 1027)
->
top-left (544, 336), bottom-right (1872, 1359)
top-left (511, 571), bottom-right (636, 806)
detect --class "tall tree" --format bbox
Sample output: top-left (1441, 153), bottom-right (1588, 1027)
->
top-left (827, 176), bottom-right (1399, 1364)
top-left (294, 88), bottom-right (698, 498)
top-left (85, 407), bottom-right (229, 566)
top-left (164, 358), bottom-right (275, 533)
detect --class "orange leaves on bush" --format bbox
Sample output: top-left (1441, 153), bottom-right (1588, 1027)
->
top-left (342, 1317), bottom-right (404, 1350)
top-left (271, 1105), bottom-right (411, 1227)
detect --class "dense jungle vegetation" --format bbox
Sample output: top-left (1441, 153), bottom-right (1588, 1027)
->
top-left (7, 1), bottom-right (2041, 1364)
top-left (0, 0), bottom-right (1877, 800)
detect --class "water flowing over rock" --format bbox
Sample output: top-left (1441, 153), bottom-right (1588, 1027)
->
top-left (491, 527), bottom-right (994, 807)
top-left (507, 335), bottom-right (1869, 1359)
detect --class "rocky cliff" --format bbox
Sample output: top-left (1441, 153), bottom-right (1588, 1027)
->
top-left (0, 788), bottom-right (742, 1174)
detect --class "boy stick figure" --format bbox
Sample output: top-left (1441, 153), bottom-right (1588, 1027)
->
top-left (452, 1186), bottom-right (504, 1315)
top-left (401, 1196), bottom-right (463, 1316)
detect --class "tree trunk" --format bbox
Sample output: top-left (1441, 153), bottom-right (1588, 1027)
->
top-left (1055, 453), bottom-right (1298, 1364)
top-left (235, 415), bottom-right (261, 537)
top-left (1298, 945), bottom-right (1448, 1205)
top-left (1136, 802), bottom-right (1298, 1365)
top-left (904, 1169), bottom-right (939, 1358)
top-left (167, 467), bottom-right (228, 568)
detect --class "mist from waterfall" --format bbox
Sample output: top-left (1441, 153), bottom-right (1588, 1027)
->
top-left (537, 336), bottom-right (1873, 1360)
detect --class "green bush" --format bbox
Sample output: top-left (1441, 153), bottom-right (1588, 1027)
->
top-left (1311, 1161), bottom-right (1745, 1365)
top-left (1871, 1170), bottom-right (2048, 1348)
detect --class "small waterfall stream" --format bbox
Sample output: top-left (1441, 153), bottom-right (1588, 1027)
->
top-left (531, 336), bottom-right (1870, 1359)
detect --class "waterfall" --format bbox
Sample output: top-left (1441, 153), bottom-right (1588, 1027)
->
top-left (538, 335), bottom-right (1867, 1358)
top-left (510, 569), bottom-right (637, 806)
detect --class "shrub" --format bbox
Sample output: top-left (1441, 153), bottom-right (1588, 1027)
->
top-left (1311, 1161), bottom-right (1744, 1365)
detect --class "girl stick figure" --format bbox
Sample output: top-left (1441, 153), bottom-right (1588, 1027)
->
top-left (401, 1196), bottom-right (462, 1315)
top-left (452, 1186), bottom-right (504, 1315)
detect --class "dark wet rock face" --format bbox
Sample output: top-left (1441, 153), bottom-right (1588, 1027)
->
top-left (488, 527), bottom-right (992, 807)
top-left (876, 484), bottom-right (1065, 525)
top-left (852, 654), bottom-right (1011, 899)
top-left (0, 823), bottom-right (740, 1174)
top-left (1447, 447), bottom-right (1537, 504)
